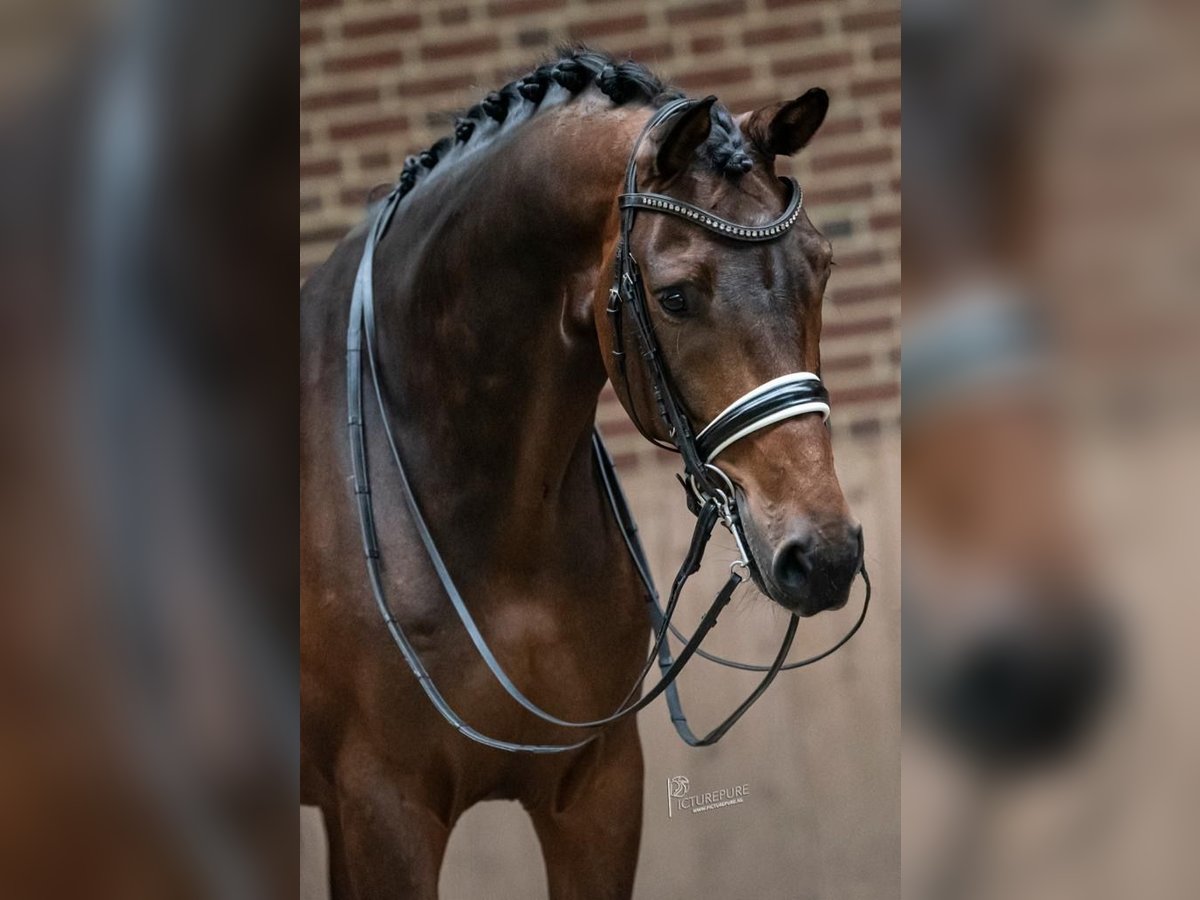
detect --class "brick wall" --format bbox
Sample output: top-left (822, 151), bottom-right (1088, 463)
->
top-left (300, 0), bottom-right (900, 453)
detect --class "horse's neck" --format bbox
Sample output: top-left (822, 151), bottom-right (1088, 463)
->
top-left (371, 104), bottom-right (644, 561)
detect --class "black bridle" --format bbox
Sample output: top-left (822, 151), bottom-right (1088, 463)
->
top-left (345, 98), bottom-right (869, 754)
top-left (608, 99), bottom-right (836, 567)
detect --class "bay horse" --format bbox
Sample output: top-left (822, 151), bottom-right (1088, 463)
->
top-left (301, 49), bottom-right (860, 899)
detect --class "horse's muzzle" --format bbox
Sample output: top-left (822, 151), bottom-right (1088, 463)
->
top-left (763, 520), bottom-right (863, 616)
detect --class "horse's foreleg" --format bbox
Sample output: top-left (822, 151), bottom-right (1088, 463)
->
top-left (333, 760), bottom-right (449, 900)
top-left (319, 804), bottom-right (354, 900)
top-left (530, 726), bottom-right (644, 900)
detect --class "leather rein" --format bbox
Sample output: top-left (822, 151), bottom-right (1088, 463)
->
top-left (345, 98), bottom-right (869, 754)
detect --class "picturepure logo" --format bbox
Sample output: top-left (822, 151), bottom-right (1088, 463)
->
top-left (666, 774), bottom-right (750, 818)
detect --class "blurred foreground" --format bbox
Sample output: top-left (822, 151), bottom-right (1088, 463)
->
top-left (903, 1), bottom-right (1200, 897)
top-left (0, 0), bottom-right (295, 897)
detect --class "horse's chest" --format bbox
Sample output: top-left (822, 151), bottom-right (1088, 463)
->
top-left (460, 584), bottom-right (642, 688)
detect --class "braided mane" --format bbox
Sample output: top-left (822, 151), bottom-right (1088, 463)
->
top-left (391, 46), bottom-right (753, 201)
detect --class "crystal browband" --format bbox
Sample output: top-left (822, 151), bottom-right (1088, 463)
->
top-left (618, 177), bottom-right (803, 242)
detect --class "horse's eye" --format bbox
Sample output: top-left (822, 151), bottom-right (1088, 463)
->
top-left (658, 291), bottom-right (687, 315)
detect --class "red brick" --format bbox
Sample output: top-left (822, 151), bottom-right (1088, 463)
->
top-left (329, 115), bottom-right (410, 141)
top-left (421, 109), bottom-right (450, 129)
top-left (691, 35), bottom-right (725, 54)
top-left (490, 64), bottom-right (526, 83)
top-left (340, 184), bottom-right (391, 207)
top-left (301, 224), bottom-right (349, 246)
top-left (835, 249), bottom-right (883, 270)
top-left (611, 451), bottom-right (641, 470)
top-left (610, 42), bottom-right (675, 63)
top-left (823, 352), bottom-right (873, 373)
top-left (667, 0), bottom-right (746, 24)
top-left (721, 91), bottom-right (779, 112)
top-left (596, 417), bottom-right (640, 437)
top-left (299, 87), bottom-right (380, 112)
top-left (849, 417), bottom-right (883, 438)
top-left (300, 158), bottom-right (341, 178)
top-left (324, 48), bottom-right (404, 75)
top-left (675, 65), bottom-right (753, 91)
top-left (823, 316), bottom-right (892, 339)
top-left (743, 20), bottom-right (824, 46)
top-left (811, 146), bottom-right (893, 172)
top-left (833, 280), bottom-right (899, 305)
top-left (842, 10), bottom-right (900, 32)
top-left (806, 182), bottom-right (873, 204)
top-left (360, 150), bottom-right (391, 170)
top-left (821, 115), bottom-right (865, 137)
top-left (488, 0), bottom-right (567, 16)
top-left (421, 35), bottom-right (500, 61)
top-left (439, 6), bottom-right (470, 24)
top-left (872, 41), bottom-right (901, 62)
top-left (397, 73), bottom-right (475, 97)
top-left (342, 13), bottom-right (421, 39)
top-left (831, 382), bottom-right (899, 404)
top-left (519, 28), bottom-right (551, 46)
top-left (771, 51), bottom-right (851, 77)
top-left (570, 14), bottom-right (649, 38)
top-left (870, 210), bottom-right (901, 231)
top-left (298, 0), bottom-right (901, 401)
top-left (850, 76), bottom-right (900, 99)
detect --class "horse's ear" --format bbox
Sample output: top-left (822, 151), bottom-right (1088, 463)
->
top-left (653, 96), bottom-right (717, 180)
top-left (737, 88), bottom-right (829, 158)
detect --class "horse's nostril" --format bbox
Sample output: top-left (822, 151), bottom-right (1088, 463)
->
top-left (773, 533), bottom-right (814, 590)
